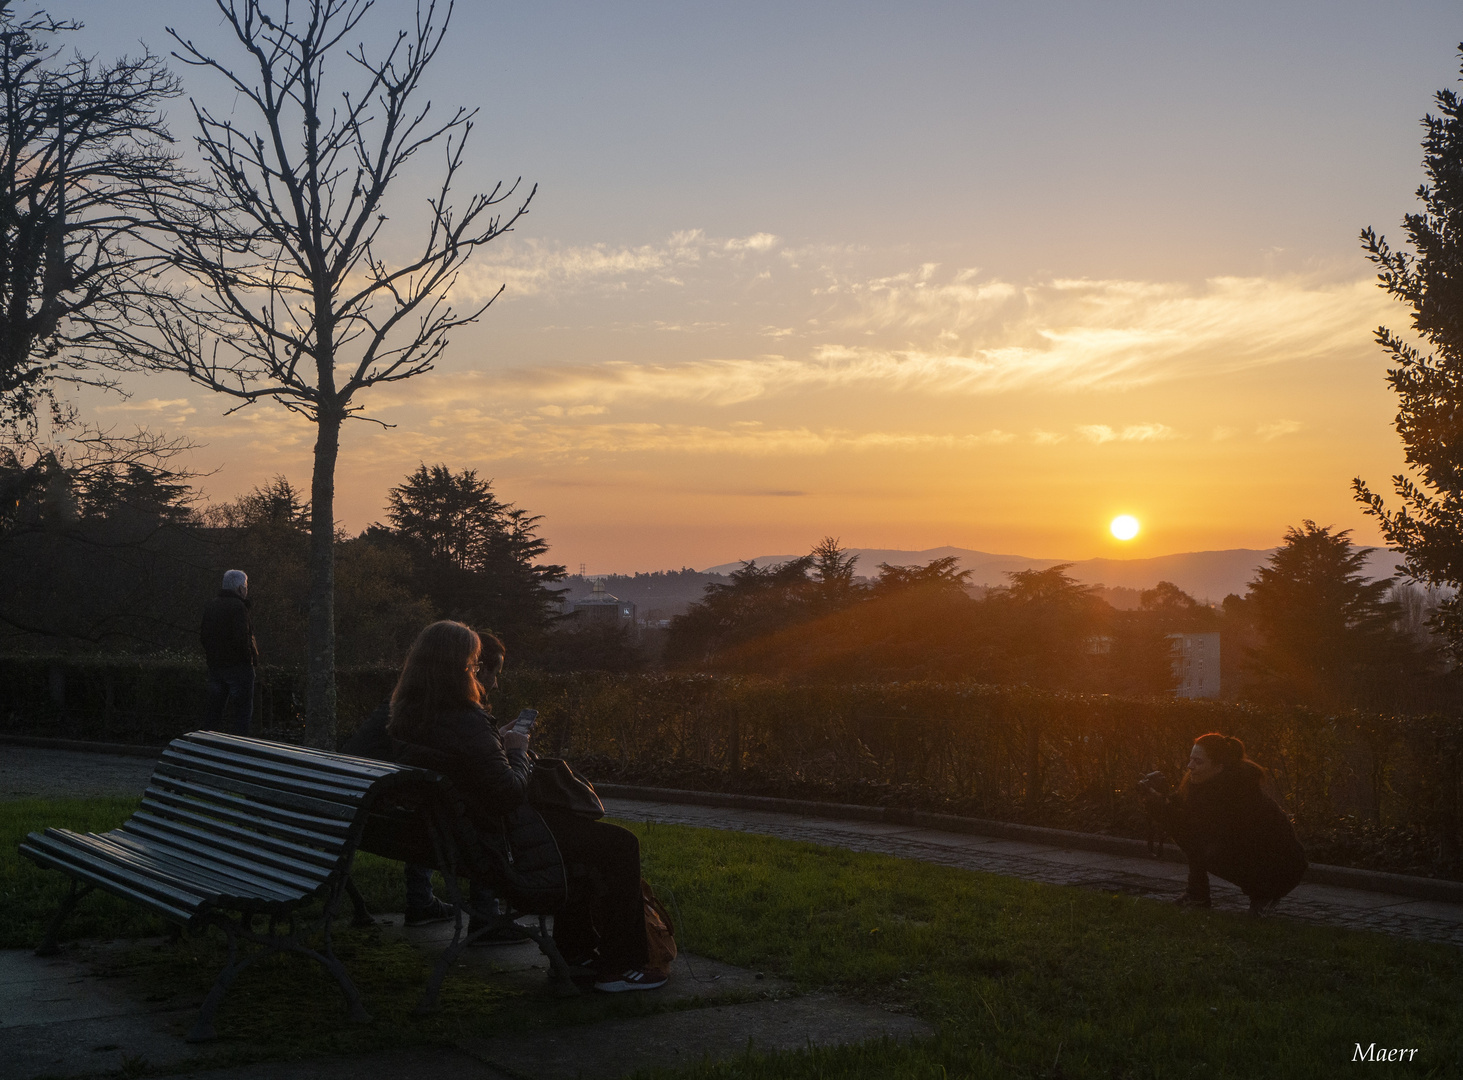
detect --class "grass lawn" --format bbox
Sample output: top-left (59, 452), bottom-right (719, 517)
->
top-left (4, 798), bottom-right (1459, 1078)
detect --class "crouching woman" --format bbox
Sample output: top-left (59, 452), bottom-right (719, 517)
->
top-left (387, 620), bottom-right (667, 992)
top-left (1146, 732), bottom-right (1307, 915)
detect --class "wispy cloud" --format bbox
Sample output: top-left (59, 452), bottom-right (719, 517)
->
top-left (96, 397), bottom-right (197, 424)
top-left (449, 229), bottom-right (783, 301)
top-left (1257, 419), bottom-right (1303, 440)
top-left (370, 411), bottom-right (1021, 460)
top-left (473, 271), bottom-right (1390, 405)
top-left (1077, 423), bottom-right (1178, 443)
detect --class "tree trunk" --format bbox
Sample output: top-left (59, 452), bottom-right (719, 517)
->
top-left (304, 407), bottom-right (341, 749)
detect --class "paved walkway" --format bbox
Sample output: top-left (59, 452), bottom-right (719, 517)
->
top-left (0, 934), bottom-right (925, 1080)
top-left (4, 745), bottom-right (1461, 948)
top-left (0, 745), bottom-right (160, 801)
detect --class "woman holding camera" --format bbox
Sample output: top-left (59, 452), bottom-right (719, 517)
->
top-left (1145, 732), bottom-right (1306, 915)
top-left (386, 620), bottom-right (666, 992)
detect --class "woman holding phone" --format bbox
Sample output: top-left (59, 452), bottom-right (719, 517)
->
top-left (387, 620), bottom-right (666, 992)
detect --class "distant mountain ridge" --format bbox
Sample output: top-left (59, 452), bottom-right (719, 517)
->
top-left (701, 545), bottom-right (1407, 604)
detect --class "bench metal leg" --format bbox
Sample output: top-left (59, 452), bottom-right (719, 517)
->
top-left (188, 932), bottom-right (249, 1043)
top-left (187, 914), bottom-right (372, 1041)
top-left (534, 915), bottom-right (580, 997)
top-left (414, 869), bottom-right (468, 1014)
top-left (35, 880), bottom-right (93, 957)
top-left (315, 913), bottom-right (372, 1025)
top-left (344, 877), bottom-right (377, 928)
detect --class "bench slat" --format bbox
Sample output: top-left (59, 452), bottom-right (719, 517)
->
top-left (163, 743), bottom-right (376, 798)
top-left (109, 825), bottom-right (326, 896)
top-left (44, 830), bottom-right (297, 905)
top-left (141, 788), bottom-right (349, 850)
top-left (22, 832), bottom-right (213, 918)
top-left (156, 752), bottom-right (369, 809)
top-left (147, 775), bottom-right (355, 835)
top-left (151, 762), bottom-right (360, 821)
top-left (129, 803), bottom-right (344, 868)
top-left (159, 740), bottom-right (374, 790)
top-left (180, 732), bottom-right (403, 782)
top-left (123, 814), bottom-right (336, 882)
top-left (95, 832), bottom-right (309, 903)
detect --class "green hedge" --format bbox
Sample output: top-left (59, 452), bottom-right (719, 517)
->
top-left (0, 654), bottom-right (396, 744)
top-left (3, 658), bottom-right (1459, 875)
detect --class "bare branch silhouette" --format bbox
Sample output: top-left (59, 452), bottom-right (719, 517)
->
top-left (149, 0), bottom-right (532, 746)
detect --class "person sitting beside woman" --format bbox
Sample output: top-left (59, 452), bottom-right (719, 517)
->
top-left (1144, 732), bottom-right (1307, 916)
top-left (384, 619), bottom-right (667, 992)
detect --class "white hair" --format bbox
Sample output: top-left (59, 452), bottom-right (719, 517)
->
top-left (221, 569), bottom-right (248, 594)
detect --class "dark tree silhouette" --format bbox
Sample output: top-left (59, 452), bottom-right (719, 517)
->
top-left (386, 463), bottom-right (507, 571)
top-left (665, 556), bottom-right (817, 666)
top-left (152, 0), bottom-right (533, 746)
top-left (1240, 521), bottom-right (1413, 710)
top-left (809, 535), bottom-right (862, 610)
top-left (871, 555), bottom-right (971, 597)
top-left (983, 565), bottom-right (1107, 689)
top-left (379, 463), bottom-right (564, 651)
top-left (1354, 46), bottom-right (1463, 656)
top-left (0, 2), bottom-right (191, 430)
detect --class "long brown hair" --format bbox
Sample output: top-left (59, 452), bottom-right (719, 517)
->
top-left (388, 621), bottom-right (504, 738)
top-left (1193, 732), bottom-right (1247, 768)
top-left (1182, 731), bottom-right (1268, 794)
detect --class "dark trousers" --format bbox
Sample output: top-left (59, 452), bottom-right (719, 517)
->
top-left (1175, 831), bottom-right (1274, 903)
top-left (205, 664), bottom-right (255, 736)
top-left (540, 809), bottom-right (648, 972)
top-left (406, 862), bottom-right (497, 915)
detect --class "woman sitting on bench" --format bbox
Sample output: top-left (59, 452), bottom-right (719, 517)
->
top-left (387, 619), bottom-right (667, 993)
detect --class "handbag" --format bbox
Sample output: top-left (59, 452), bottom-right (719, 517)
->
top-left (642, 879), bottom-right (677, 972)
top-left (526, 756), bottom-right (605, 819)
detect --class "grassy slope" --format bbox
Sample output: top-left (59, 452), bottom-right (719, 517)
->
top-left (3, 800), bottom-right (1457, 1078)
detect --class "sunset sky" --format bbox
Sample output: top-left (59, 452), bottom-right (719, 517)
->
top-left (66, 1), bottom-right (1461, 572)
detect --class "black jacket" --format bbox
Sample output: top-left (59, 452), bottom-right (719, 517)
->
top-left (1160, 760), bottom-right (1307, 901)
top-left (389, 705), bottom-right (533, 832)
top-left (200, 591), bottom-right (258, 668)
top-left (341, 701), bottom-right (393, 759)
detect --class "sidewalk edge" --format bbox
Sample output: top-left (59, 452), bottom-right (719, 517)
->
top-left (0, 733), bottom-right (165, 758)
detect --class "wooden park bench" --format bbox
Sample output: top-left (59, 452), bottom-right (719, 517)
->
top-left (18, 730), bottom-right (577, 1041)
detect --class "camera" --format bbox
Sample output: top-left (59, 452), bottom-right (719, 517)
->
top-left (1137, 770), bottom-right (1171, 796)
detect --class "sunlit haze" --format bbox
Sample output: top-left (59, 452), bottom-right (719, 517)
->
top-left (64, 1), bottom-right (1461, 572)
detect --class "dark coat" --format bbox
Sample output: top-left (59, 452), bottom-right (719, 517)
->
top-left (388, 705), bottom-right (533, 833)
top-left (1160, 760), bottom-right (1307, 901)
top-left (341, 702), bottom-right (392, 759)
top-left (200, 591), bottom-right (258, 668)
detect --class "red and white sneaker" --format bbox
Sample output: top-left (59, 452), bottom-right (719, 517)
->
top-left (593, 967), bottom-right (669, 993)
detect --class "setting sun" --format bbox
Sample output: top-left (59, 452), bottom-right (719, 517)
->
top-left (1110, 515), bottom-right (1140, 541)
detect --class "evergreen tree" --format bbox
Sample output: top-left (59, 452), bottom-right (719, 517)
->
top-left (1241, 522), bottom-right (1413, 710)
top-left (982, 565), bottom-right (1107, 689)
top-left (664, 556), bottom-right (816, 666)
top-left (1355, 47), bottom-right (1463, 655)
top-left (379, 463), bottom-right (565, 652)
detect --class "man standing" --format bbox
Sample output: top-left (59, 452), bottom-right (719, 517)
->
top-left (201, 569), bottom-right (259, 735)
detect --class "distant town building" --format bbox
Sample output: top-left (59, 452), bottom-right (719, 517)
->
top-left (1168, 632), bottom-right (1220, 699)
top-left (572, 579), bottom-right (637, 631)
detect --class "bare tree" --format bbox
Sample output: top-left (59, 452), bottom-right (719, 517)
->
top-left (0, 1), bottom-right (192, 431)
top-left (154, 0), bottom-right (532, 747)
